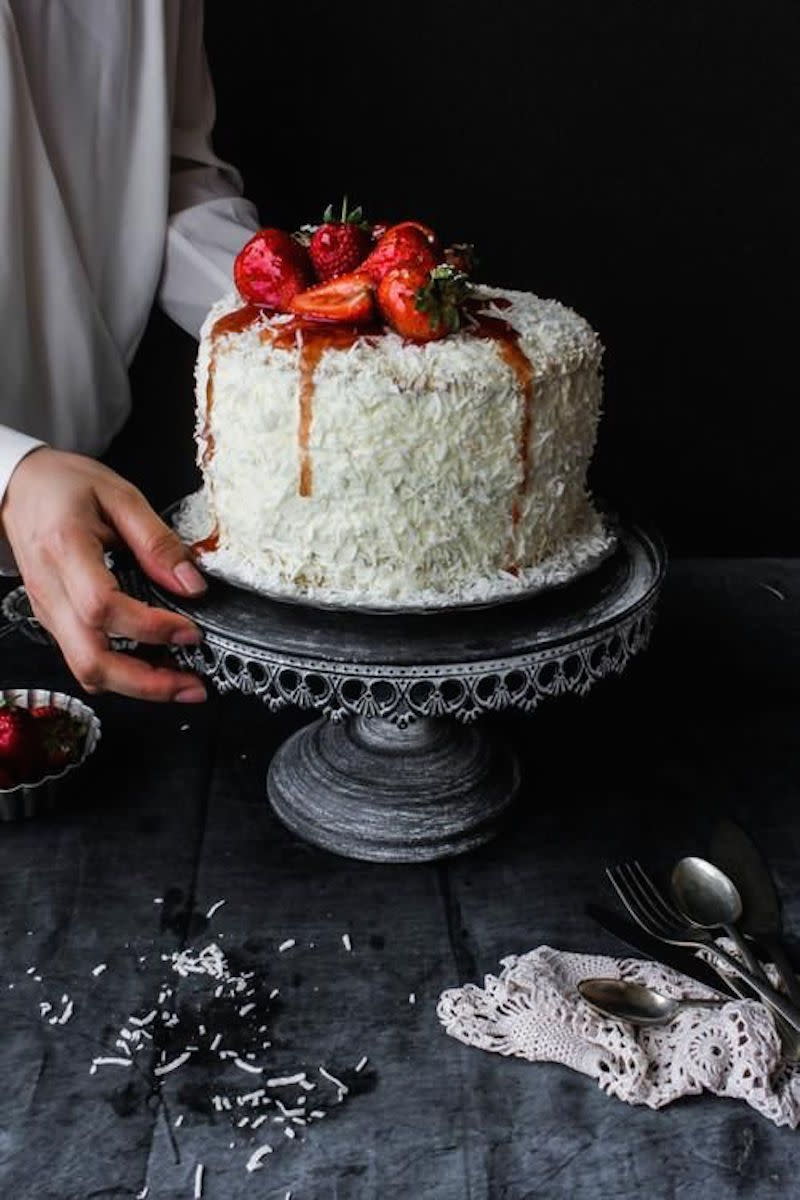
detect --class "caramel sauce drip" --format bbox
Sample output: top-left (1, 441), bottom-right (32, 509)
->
top-left (465, 298), bottom-right (534, 574)
top-left (262, 318), bottom-right (379, 498)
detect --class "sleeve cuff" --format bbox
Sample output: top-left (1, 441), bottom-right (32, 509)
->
top-left (0, 428), bottom-right (46, 575)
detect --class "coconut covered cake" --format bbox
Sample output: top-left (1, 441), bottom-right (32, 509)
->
top-left (176, 208), bottom-right (613, 608)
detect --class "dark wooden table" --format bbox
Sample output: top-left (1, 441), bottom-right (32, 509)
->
top-left (1, 559), bottom-right (798, 1199)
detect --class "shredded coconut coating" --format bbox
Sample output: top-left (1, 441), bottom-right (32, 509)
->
top-left (183, 285), bottom-right (612, 608)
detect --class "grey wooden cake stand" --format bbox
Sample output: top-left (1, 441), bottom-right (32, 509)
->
top-left (149, 521), bottom-right (665, 863)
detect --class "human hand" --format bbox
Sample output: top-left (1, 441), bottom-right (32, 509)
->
top-left (1, 448), bottom-right (209, 702)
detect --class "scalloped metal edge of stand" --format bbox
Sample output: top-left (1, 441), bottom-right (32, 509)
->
top-left (172, 600), bottom-right (657, 728)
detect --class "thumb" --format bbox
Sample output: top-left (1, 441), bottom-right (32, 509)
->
top-left (101, 482), bottom-right (207, 597)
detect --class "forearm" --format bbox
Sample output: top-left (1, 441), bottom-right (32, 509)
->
top-left (0, 427), bottom-right (46, 573)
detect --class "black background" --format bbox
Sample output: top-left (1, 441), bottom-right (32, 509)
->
top-left (128, 1), bottom-right (799, 556)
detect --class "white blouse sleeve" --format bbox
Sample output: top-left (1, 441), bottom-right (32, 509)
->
top-left (158, 0), bottom-right (260, 339)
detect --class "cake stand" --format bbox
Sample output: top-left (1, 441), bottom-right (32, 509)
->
top-left (148, 519), bottom-right (665, 862)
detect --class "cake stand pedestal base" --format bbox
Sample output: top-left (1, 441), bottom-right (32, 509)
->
top-left (267, 716), bottom-right (520, 862)
top-left (138, 517), bottom-right (664, 863)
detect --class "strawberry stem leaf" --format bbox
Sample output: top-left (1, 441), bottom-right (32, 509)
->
top-left (414, 265), bottom-right (473, 334)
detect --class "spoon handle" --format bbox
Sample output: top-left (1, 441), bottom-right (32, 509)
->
top-left (702, 942), bottom-right (800, 1033)
top-left (724, 923), bottom-right (769, 982)
top-left (761, 937), bottom-right (800, 1009)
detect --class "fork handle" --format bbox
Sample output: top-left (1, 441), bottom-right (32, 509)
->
top-left (705, 943), bottom-right (800, 1033)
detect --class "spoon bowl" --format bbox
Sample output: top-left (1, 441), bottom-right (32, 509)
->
top-left (671, 856), bottom-right (743, 929)
top-left (577, 978), bottom-right (720, 1026)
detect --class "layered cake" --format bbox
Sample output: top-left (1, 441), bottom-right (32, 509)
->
top-left (177, 209), bottom-right (613, 608)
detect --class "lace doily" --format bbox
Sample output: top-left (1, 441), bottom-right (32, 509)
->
top-left (437, 946), bottom-right (800, 1128)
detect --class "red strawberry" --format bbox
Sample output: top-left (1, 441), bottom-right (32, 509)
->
top-left (360, 223), bottom-right (440, 284)
top-left (378, 264), bottom-right (471, 343)
top-left (308, 199), bottom-right (372, 283)
top-left (234, 229), bottom-right (313, 310)
top-left (0, 700), bottom-right (36, 780)
top-left (289, 272), bottom-right (376, 324)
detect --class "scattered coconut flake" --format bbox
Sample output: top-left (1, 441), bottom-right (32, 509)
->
top-left (267, 1073), bottom-right (307, 1088)
top-left (760, 582), bottom-right (786, 601)
top-left (210, 1033), bottom-right (222, 1051)
top-left (136, 1188), bottom-right (149, 1199)
top-left (193, 1163), bottom-right (204, 1199)
top-left (154, 1051), bottom-right (192, 1076)
top-left (91, 963), bottom-right (107, 977)
top-left (153, 898), bottom-right (164, 905)
top-left (39, 1002), bottom-right (52, 1016)
top-left (284, 1126), bottom-right (296, 1140)
top-left (310, 1110), bottom-right (326, 1119)
top-left (275, 1100), bottom-right (305, 1118)
top-left (234, 1058), bottom-right (263, 1074)
top-left (355, 1056), bottom-right (368, 1073)
top-left (58, 999), bottom-right (74, 1024)
top-left (206, 899), bottom-right (226, 920)
top-left (342, 933), bottom-right (352, 952)
top-left (319, 1066), bottom-right (348, 1095)
top-left (180, 723), bottom-right (190, 733)
top-left (252, 1115), bottom-right (269, 1128)
top-left (92, 1057), bottom-right (132, 1069)
top-left (26, 967), bottom-right (35, 975)
top-left (409, 993), bottom-right (416, 1004)
top-left (130, 1010), bottom-right (157, 1027)
top-left (245, 1144), bottom-right (273, 1173)
top-left (175, 1115), bottom-right (184, 1128)
top-left (239, 1003), bottom-right (255, 1016)
top-left (269, 988), bottom-right (280, 1000)
top-left (278, 939), bottom-right (295, 953)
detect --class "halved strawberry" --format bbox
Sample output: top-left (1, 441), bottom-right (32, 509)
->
top-left (234, 229), bottom-right (313, 309)
top-left (0, 700), bottom-right (36, 781)
top-left (378, 264), bottom-right (471, 343)
top-left (309, 199), bottom-right (372, 282)
top-left (288, 272), bottom-right (375, 324)
top-left (360, 223), bottom-right (439, 284)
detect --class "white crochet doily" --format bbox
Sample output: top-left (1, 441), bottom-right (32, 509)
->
top-left (437, 946), bottom-right (800, 1128)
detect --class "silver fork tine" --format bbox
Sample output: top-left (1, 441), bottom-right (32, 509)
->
top-left (606, 865), bottom-right (662, 937)
top-left (632, 861), bottom-right (685, 928)
top-left (617, 863), bottom-right (673, 937)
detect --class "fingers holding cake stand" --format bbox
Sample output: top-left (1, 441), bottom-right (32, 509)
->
top-left (150, 516), bottom-right (665, 863)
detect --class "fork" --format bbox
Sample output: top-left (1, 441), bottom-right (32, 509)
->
top-left (607, 862), bottom-right (800, 1034)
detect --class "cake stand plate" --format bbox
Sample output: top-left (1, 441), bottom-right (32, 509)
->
top-left (148, 519), bottom-right (665, 862)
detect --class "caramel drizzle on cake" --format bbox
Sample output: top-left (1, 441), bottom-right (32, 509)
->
top-left (265, 320), bottom-right (378, 499)
top-left (466, 298), bottom-right (534, 574)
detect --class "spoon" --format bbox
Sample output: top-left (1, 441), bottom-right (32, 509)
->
top-left (578, 978), bottom-right (722, 1026)
top-left (671, 856), bottom-right (767, 981)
